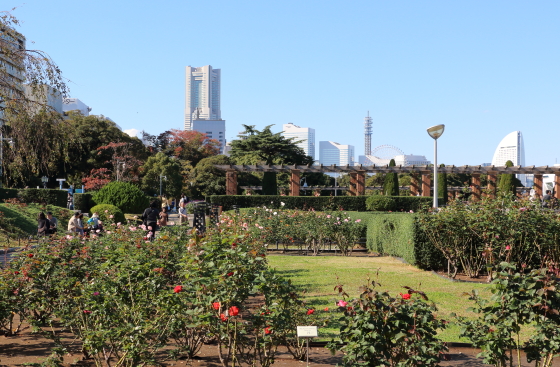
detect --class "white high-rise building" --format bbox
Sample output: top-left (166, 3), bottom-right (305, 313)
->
top-left (319, 141), bottom-right (354, 166)
top-left (282, 123), bottom-right (315, 159)
top-left (63, 98), bottom-right (91, 116)
top-left (184, 65), bottom-right (225, 153)
top-left (491, 131), bottom-right (526, 186)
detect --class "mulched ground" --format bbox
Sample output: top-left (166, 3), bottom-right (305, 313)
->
top-left (3, 321), bottom-right (560, 366)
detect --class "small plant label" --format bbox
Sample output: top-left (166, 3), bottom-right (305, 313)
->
top-left (297, 326), bottom-right (318, 338)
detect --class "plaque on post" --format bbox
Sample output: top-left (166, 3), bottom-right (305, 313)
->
top-left (296, 326), bottom-right (318, 366)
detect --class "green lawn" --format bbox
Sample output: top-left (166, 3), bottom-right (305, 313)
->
top-left (0, 203), bottom-right (74, 238)
top-left (268, 254), bottom-right (490, 342)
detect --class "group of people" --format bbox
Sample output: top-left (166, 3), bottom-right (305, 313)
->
top-left (66, 212), bottom-right (102, 235)
top-left (37, 212), bottom-right (58, 236)
top-left (139, 194), bottom-right (191, 235)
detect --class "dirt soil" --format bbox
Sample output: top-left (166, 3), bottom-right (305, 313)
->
top-left (2, 321), bottom-right (560, 367)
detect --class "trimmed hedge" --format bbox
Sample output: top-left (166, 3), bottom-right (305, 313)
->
top-left (209, 195), bottom-right (368, 212)
top-left (366, 212), bottom-right (444, 270)
top-left (366, 196), bottom-right (441, 212)
top-left (89, 204), bottom-right (125, 225)
top-left (0, 188), bottom-right (19, 202)
top-left (17, 188), bottom-right (67, 207)
top-left (93, 182), bottom-right (149, 214)
top-left (74, 193), bottom-right (95, 213)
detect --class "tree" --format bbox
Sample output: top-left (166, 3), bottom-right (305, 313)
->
top-left (438, 164), bottom-right (448, 205)
top-left (190, 155), bottom-right (231, 198)
top-left (383, 159), bottom-right (399, 196)
top-left (141, 152), bottom-right (183, 199)
top-left (498, 160), bottom-right (516, 197)
top-left (1, 10), bottom-right (69, 120)
top-left (230, 125), bottom-right (313, 195)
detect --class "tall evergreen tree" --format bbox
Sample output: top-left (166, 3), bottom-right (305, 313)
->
top-left (498, 160), bottom-right (516, 197)
top-left (383, 159), bottom-right (399, 196)
top-left (230, 125), bottom-right (312, 195)
top-left (438, 163), bottom-right (448, 205)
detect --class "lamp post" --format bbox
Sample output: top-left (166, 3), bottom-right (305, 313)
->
top-left (159, 175), bottom-right (167, 197)
top-left (41, 176), bottom-right (48, 189)
top-left (427, 124), bottom-right (445, 208)
top-left (300, 177), bottom-right (308, 196)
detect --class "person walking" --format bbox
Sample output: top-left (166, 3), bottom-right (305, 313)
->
top-left (67, 193), bottom-right (74, 210)
top-left (178, 201), bottom-right (189, 225)
top-left (141, 200), bottom-right (160, 234)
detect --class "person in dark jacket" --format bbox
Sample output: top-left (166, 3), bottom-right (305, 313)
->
top-left (37, 212), bottom-right (50, 236)
top-left (141, 200), bottom-right (160, 234)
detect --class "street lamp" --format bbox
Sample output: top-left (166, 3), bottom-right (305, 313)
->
top-left (300, 177), bottom-right (308, 196)
top-left (41, 176), bottom-right (48, 189)
top-left (427, 124), bottom-right (445, 208)
top-left (159, 175), bottom-right (167, 197)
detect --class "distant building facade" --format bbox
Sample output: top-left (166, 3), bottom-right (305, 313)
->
top-left (63, 98), bottom-right (91, 116)
top-left (319, 141), bottom-right (354, 166)
top-left (491, 131), bottom-right (526, 186)
top-left (0, 26), bottom-right (26, 124)
top-left (282, 123), bottom-right (315, 159)
top-left (184, 65), bottom-right (225, 153)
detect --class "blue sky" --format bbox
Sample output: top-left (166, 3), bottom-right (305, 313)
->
top-left (7, 1), bottom-right (560, 166)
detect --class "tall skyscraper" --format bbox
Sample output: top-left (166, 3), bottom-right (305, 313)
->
top-left (184, 65), bottom-right (225, 153)
top-left (492, 131), bottom-right (526, 186)
top-left (282, 123), bottom-right (315, 159)
top-left (0, 26), bottom-right (26, 124)
top-left (319, 141), bottom-right (354, 166)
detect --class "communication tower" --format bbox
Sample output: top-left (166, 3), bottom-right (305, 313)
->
top-left (364, 112), bottom-right (372, 156)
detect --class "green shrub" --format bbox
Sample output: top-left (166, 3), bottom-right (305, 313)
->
top-left (366, 196), bottom-right (396, 211)
top-left (17, 188), bottom-right (67, 207)
top-left (74, 193), bottom-right (95, 213)
top-left (366, 212), bottom-right (444, 270)
top-left (209, 195), bottom-right (367, 211)
top-left (0, 188), bottom-right (19, 202)
top-left (93, 182), bottom-right (149, 214)
top-left (89, 204), bottom-right (125, 225)
top-left (366, 196), bottom-right (435, 212)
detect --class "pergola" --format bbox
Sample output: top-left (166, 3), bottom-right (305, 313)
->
top-left (215, 164), bottom-right (560, 200)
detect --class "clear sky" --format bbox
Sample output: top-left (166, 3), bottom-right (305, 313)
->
top-left (7, 1), bottom-right (560, 166)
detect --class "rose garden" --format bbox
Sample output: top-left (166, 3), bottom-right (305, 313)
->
top-left (2, 188), bottom-right (560, 367)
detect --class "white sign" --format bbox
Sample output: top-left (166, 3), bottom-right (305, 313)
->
top-left (297, 326), bottom-right (318, 338)
top-left (56, 179), bottom-right (66, 182)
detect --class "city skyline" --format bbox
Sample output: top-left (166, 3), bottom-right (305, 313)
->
top-left (7, 1), bottom-right (560, 167)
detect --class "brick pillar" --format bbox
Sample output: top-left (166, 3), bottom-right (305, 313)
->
top-left (487, 172), bottom-right (497, 199)
top-left (410, 174), bottom-right (419, 196)
top-left (290, 170), bottom-right (300, 196)
top-left (349, 172), bottom-right (358, 196)
top-left (356, 171), bottom-right (365, 196)
top-left (534, 174), bottom-right (543, 199)
top-left (226, 170), bottom-right (237, 196)
top-left (471, 174), bottom-right (481, 201)
top-left (555, 174), bottom-right (560, 200)
top-left (421, 173), bottom-right (431, 197)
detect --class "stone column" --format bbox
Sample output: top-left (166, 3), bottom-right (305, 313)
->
top-left (471, 174), bottom-right (481, 201)
top-left (487, 172), bottom-right (497, 199)
top-left (534, 174), bottom-right (543, 199)
top-left (356, 171), bottom-right (365, 196)
top-left (290, 170), bottom-right (301, 196)
top-left (349, 172), bottom-right (358, 196)
top-left (226, 170), bottom-right (237, 196)
top-left (421, 173), bottom-right (431, 197)
top-left (410, 174), bottom-right (419, 196)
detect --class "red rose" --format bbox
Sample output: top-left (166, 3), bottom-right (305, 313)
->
top-left (136, 244), bottom-right (141, 249)
top-left (220, 313), bottom-right (228, 321)
top-left (306, 309), bottom-right (314, 315)
top-left (14, 271), bottom-right (19, 275)
top-left (323, 307), bottom-right (329, 311)
top-left (229, 306), bottom-right (239, 316)
top-left (264, 326), bottom-right (272, 335)
top-left (27, 253), bottom-right (34, 258)
top-left (232, 242), bottom-right (237, 248)
top-left (212, 302), bottom-right (220, 310)
top-left (174, 285), bottom-right (183, 293)
top-left (83, 310), bottom-right (92, 314)
top-left (401, 293), bottom-right (411, 300)
top-left (227, 272), bottom-right (234, 277)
